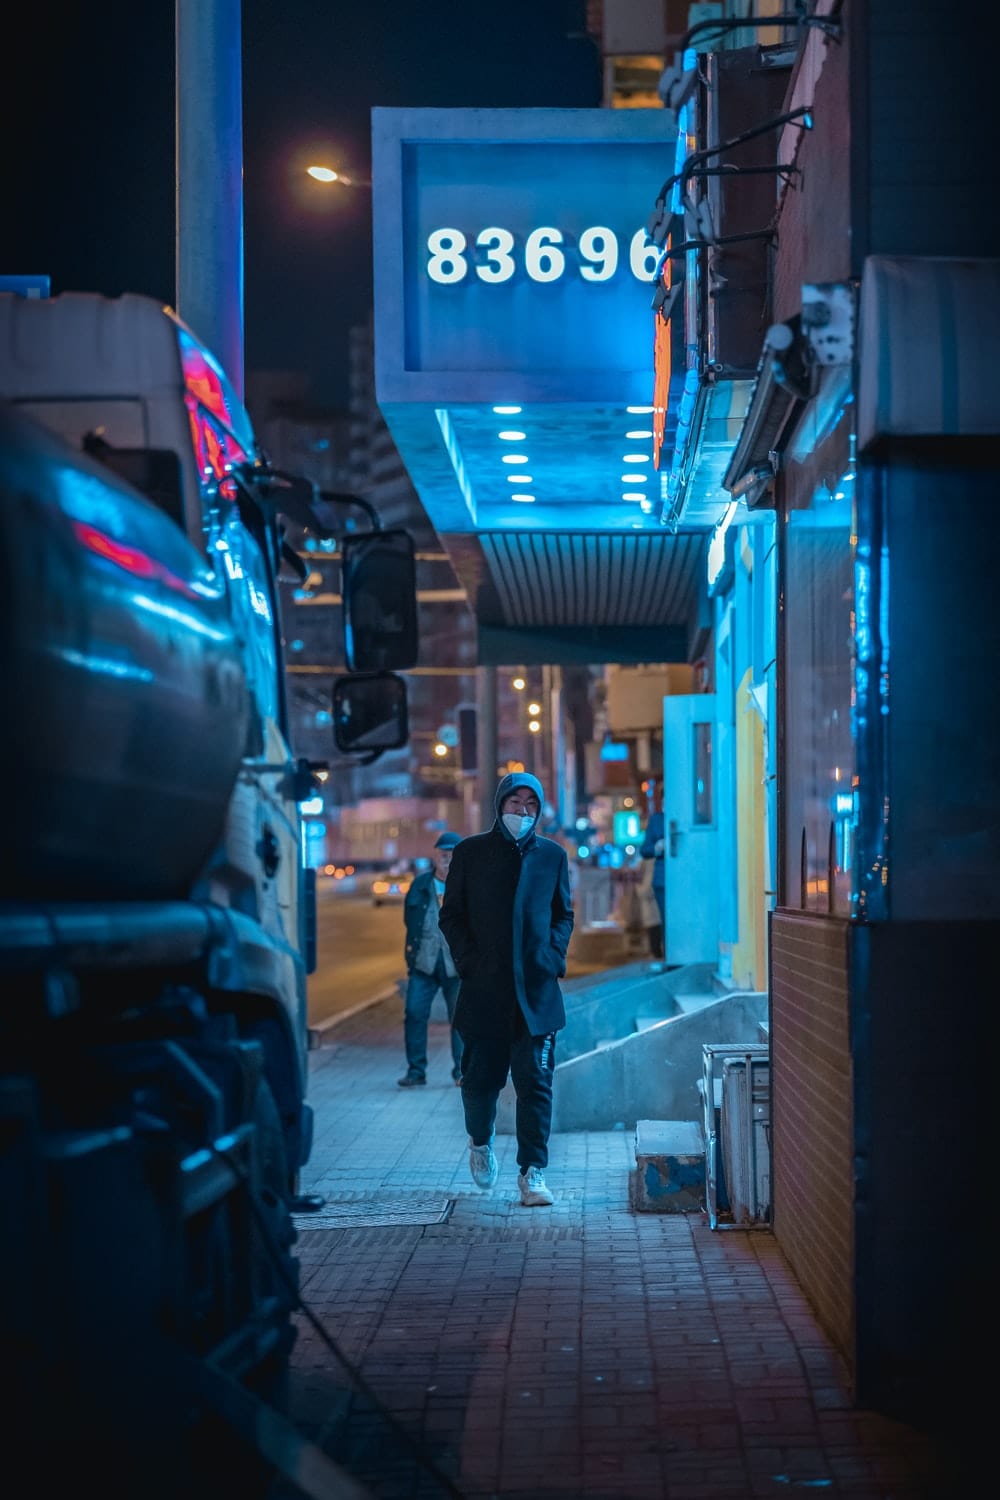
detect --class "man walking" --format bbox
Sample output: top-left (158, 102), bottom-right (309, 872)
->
top-left (439, 772), bottom-right (574, 1206)
top-left (398, 831), bottom-right (463, 1088)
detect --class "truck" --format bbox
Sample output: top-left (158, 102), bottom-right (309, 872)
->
top-left (0, 290), bottom-right (415, 1497)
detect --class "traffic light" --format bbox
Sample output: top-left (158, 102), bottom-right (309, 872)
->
top-left (458, 706), bottom-right (477, 772)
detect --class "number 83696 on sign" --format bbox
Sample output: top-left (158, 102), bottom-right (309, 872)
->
top-left (425, 226), bottom-right (661, 286)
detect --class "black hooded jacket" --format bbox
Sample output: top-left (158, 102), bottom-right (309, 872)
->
top-left (439, 772), bottom-right (575, 1038)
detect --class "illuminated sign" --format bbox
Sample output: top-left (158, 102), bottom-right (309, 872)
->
top-left (373, 109), bottom-right (676, 407)
top-left (423, 224), bottom-right (658, 286)
top-left (707, 500), bottom-right (739, 594)
top-left (370, 109), bottom-right (687, 544)
top-left (613, 810), bottom-right (641, 844)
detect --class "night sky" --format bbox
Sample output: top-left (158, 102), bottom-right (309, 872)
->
top-left (6, 1), bottom-right (601, 409)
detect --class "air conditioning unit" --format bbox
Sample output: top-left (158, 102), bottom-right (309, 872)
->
top-left (701, 1043), bottom-right (770, 1230)
top-left (720, 1053), bottom-right (771, 1226)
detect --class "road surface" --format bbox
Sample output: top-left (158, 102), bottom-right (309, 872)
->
top-left (308, 882), bottom-right (407, 1029)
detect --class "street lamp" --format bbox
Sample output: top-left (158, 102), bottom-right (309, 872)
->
top-left (305, 164), bottom-right (372, 188)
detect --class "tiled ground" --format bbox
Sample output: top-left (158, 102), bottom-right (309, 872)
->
top-left (270, 992), bottom-right (947, 1500)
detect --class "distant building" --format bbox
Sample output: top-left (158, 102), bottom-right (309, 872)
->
top-left (246, 319), bottom-right (480, 862)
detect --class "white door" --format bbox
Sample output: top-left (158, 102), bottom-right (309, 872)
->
top-left (662, 694), bottom-right (719, 966)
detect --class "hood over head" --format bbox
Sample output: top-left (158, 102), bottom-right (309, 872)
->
top-left (494, 771), bottom-right (545, 843)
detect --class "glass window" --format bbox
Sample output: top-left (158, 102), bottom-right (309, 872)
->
top-left (781, 473), bottom-right (856, 914)
top-left (693, 721), bottom-right (713, 826)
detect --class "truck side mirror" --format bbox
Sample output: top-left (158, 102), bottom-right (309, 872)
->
top-left (332, 672), bottom-right (409, 756)
top-left (341, 528), bottom-right (419, 672)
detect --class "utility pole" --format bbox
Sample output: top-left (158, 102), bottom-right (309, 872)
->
top-left (476, 665), bottom-right (498, 833)
top-left (550, 664), bottom-right (569, 829)
top-left (175, 0), bottom-right (244, 394)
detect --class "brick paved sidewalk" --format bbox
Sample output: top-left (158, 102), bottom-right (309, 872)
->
top-left (272, 991), bottom-right (946, 1500)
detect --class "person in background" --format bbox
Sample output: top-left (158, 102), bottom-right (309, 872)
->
top-left (636, 857), bottom-right (664, 967)
top-left (439, 772), bottom-right (574, 1207)
top-left (398, 831), bottom-right (464, 1088)
top-left (639, 778), bottom-right (667, 972)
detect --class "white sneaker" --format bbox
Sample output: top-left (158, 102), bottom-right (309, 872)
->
top-left (469, 1138), bottom-right (498, 1189)
top-left (517, 1166), bottom-right (554, 1207)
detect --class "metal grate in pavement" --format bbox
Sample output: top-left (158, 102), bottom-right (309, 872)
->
top-left (292, 1192), bottom-right (455, 1230)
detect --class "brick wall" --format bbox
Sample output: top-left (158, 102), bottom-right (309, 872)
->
top-left (770, 910), bottom-right (855, 1377)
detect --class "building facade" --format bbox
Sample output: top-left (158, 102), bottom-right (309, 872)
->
top-left (645, 0), bottom-right (995, 1452)
top-left (360, 1), bottom-right (996, 1464)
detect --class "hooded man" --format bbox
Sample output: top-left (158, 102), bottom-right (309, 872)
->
top-left (439, 771), bottom-right (574, 1207)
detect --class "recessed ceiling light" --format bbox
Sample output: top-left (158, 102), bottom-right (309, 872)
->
top-left (625, 429), bottom-right (653, 440)
top-left (501, 455), bottom-right (529, 464)
top-left (622, 492), bottom-right (646, 502)
top-left (622, 453), bottom-right (650, 464)
top-left (507, 474), bottom-right (533, 483)
top-left (497, 430), bottom-right (526, 441)
top-left (492, 405), bottom-right (522, 414)
top-left (512, 494), bottom-right (536, 503)
top-left (626, 405), bottom-right (655, 414)
top-left (621, 473), bottom-right (647, 483)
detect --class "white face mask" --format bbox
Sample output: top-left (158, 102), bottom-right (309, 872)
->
top-left (503, 812), bottom-right (535, 840)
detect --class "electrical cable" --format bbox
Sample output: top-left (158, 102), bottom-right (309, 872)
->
top-left (666, 1), bottom-right (842, 57)
top-left (652, 105), bottom-right (813, 220)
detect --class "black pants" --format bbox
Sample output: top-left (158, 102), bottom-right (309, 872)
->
top-left (459, 1017), bottom-right (556, 1171)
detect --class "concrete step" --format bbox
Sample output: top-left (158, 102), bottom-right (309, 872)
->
top-left (673, 991), bottom-right (722, 1013)
top-left (632, 1118), bottom-right (705, 1214)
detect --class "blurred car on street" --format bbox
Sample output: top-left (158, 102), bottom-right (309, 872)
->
top-left (370, 864), bottom-right (413, 906)
top-left (317, 863), bottom-right (358, 893)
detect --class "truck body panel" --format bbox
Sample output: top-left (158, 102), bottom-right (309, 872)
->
top-left (0, 291), bottom-right (335, 1493)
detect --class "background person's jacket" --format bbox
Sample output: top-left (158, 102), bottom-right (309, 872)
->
top-left (640, 810), bottom-right (666, 892)
top-left (403, 869), bottom-right (457, 977)
top-left (440, 772), bottom-right (574, 1038)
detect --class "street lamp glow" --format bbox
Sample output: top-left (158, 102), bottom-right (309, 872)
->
top-left (306, 164), bottom-right (371, 188)
top-left (528, 720), bottom-right (541, 733)
top-left (433, 741), bottom-right (449, 758)
top-left (527, 702), bottom-right (541, 716)
top-left (512, 676), bottom-right (526, 691)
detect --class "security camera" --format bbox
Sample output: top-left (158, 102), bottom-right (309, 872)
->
top-left (658, 60), bottom-right (698, 116)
